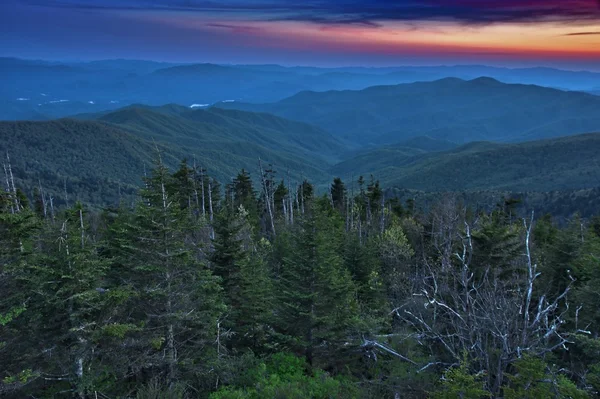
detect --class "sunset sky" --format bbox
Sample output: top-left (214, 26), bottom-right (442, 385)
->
top-left (1, 0), bottom-right (600, 69)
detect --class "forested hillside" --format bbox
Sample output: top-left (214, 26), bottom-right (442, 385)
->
top-left (217, 78), bottom-right (600, 145)
top-left (0, 106), bottom-right (344, 205)
top-left (334, 133), bottom-right (600, 192)
top-left (3, 105), bottom-right (600, 219)
top-left (2, 157), bottom-right (599, 398)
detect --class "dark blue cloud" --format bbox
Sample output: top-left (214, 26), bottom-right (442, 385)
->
top-left (2, 0), bottom-right (600, 68)
top-left (17, 0), bottom-right (600, 25)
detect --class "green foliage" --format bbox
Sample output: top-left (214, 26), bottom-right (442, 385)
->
top-left (504, 355), bottom-right (588, 399)
top-left (2, 156), bottom-right (600, 399)
top-left (209, 353), bottom-right (359, 399)
top-left (275, 199), bottom-right (360, 367)
top-left (471, 212), bottom-right (523, 275)
top-left (0, 105), bottom-right (339, 207)
top-left (378, 222), bottom-right (414, 304)
top-left (431, 356), bottom-right (490, 399)
top-left (101, 323), bottom-right (141, 339)
top-left (334, 133), bottom-right (600, 193)
top-left (0, 305), bottom-right (26, 326)
top-left (2, 369), bottom-right (36, 385)
top-left (135, 378), bottom-right (188, 399)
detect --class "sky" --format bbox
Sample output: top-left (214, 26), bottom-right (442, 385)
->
top-left (1, 0), bottom-right (600, 69)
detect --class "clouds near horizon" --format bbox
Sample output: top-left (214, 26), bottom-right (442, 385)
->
top-left (2, 0), bottom-right (600, 68)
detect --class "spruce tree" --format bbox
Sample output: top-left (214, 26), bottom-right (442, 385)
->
top-left (211, 205), bottom-right (273, 352)
top-left (276, 198), bottom-right (359, 368)
top-left (105, 155), bottom-right (224, 392)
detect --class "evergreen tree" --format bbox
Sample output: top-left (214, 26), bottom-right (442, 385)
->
top-left (471, 211), bottom-right (523, 276)
top-left (273, 180), bottom-right (288, 217)
top-left (105, 156), bottom-right (224, 392)
top-left (3, 203), bottom-right (112, 397)
top-left (232, 169), bottom-right (258, 222)
top-left (331, 177), bottom-right (346, 214)
top-left (276, 198), bottom-right (359, 369)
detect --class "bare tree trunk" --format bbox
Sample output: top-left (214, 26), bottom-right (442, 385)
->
top-left (208, 180), bottom-right (214, 222)
top-left (366, 197), bottom-right (372, 228)
top-left (208, 179), bottom-right (215, 239)
top-left (289, 188), bottom-right (294, 225)
top-left (6, 153), bottom-right (19, 212)
top-left (350, 197), bottom-right (355, 231)
top-left (287, 174), bottom-right (293, 225)
top-left (192, 160), bottom-right (200, 215)
top-left (522, 211), bottom-right (536, 349)
top-left (329, 188), bottom-right (334, 209)
top-left (60, 220), bottom-right (84, 397)
top-left (380, 194), bottom-right (385, 234)
top-left (3, 163), bottom-right (14, 214)
top-left (358, 217), bottom-right (362, 245)
top-left (300, 181), bottom-right (305, 216)
top-left (49, 196), bottom-right (55, 222)
top-left (64, 178), bottom-right (69, 208)
top-left (345, 196), bottom-right (350, 232)
top-left (258, 158), bottom-right (276, 236)
top-left (79, 209), bottom-right (85, 249)
top-left (200, 168), bottom-right (206, 219)
top-left (39, 180), bottom-right (47, 219)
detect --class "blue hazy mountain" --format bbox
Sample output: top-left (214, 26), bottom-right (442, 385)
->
top-left (3, 57), bottom-right (600, 121)
top-left (217, 77), bottom-right (600, 146)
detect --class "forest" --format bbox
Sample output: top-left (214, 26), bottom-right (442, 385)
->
top-left (1, 154), bottom-right (600, 398)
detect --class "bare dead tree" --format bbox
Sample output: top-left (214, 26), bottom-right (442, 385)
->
top-left (258, 158), bottom-right (276, 236)
top-left (295, 186), bottom-right (300, 217)
top-left (3, 153), bottom-right (19, 213)
top-left (39, 180), bottom-right (47, 219)
top-left (192, 158), bottom-right (200, 212)
top-left (208, 178), bottom-right (214, 239)
top-left (49, 196), bottom-right (55, 223)
top-left (380, 193), bottom-right (385, 234)
top-left (200, 167), bottom-right (206, 219)
top-left (64, 178), bottom-right (69, 208)
top-left (287, 171), bottom-right (294, 225)
top-left (3, 162), bottom-right (14, 214)
top-left (289, 186), bottom-right (294, 225)
top-left (429, 195), bottom-right (462, 272)
top-left (392, 213), bottom-right (575, 394)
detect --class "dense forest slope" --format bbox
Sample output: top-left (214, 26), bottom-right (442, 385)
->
top-left (0, 106), bottom-right (345, 204)
top-left (218, 78), bottom-right (600, 145)
top-left (333, 133), bottom-right (600, 192)
top-left (2, 102), bottom-right (600, 210)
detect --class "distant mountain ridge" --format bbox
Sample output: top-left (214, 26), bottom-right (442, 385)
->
top-left (3, 57), bottom-right (600, 121)
top-left (333, 132), bottom-right (600, 192)
top-left (217, 77), bottom-right (600, 145)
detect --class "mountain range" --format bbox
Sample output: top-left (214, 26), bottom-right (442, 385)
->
top-left (3, 57), bottom-right (600, 122)
top-left (217, 77), bottom-right (600, 145)
top-left (2, 68), bottom-right (600, 215)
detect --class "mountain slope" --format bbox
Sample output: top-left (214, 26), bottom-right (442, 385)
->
top-left (0, 106), bottom-right (347, 205)
top-left (217, 78), bottom-right (600, 145)
top-left (332, 133), bottom-right (600, 192)
top-left (89, 105), bottom-right (345, 162)
top-left (0, 119), bottom-right (162, 204)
